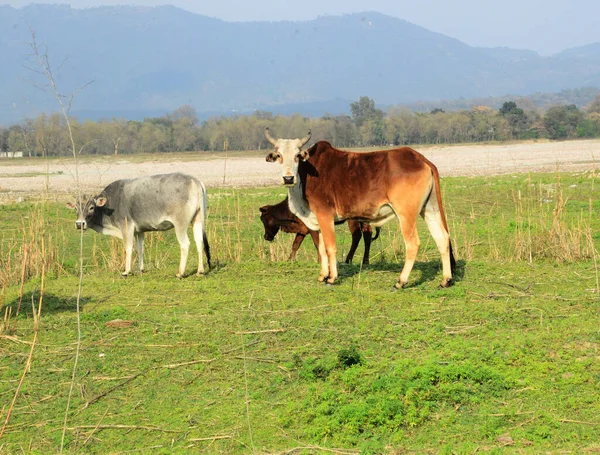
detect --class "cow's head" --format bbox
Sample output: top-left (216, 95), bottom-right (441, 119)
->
top-left (66, 194), bottom-right (107, 230)
top-left (259, 205), bottom-right (280, 241)
top-left (265, 128), bottom-right (311, 186)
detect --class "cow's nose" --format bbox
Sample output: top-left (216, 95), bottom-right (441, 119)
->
top-left (283, 176), bottom-right (295, 185)
top-left (76, 221), bottom-right (86, 230)
top-left (264, 234), bottom-right (274, 241)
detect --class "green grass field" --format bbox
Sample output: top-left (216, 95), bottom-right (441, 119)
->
top-left (1, 171), bottom-right (600, 454)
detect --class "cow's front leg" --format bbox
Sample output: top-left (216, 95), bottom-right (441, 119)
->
top-left (135, 232), bottom-right (145, 273)
top-left (122, 224), bottom-right (135, 277)
top-left (317, 232), bottom-right (329, 282)
top-left (319, 219), bottom-right (338, 284)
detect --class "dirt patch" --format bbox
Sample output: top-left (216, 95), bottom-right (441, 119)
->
top-left (1, 139), bottom-right (599, 201)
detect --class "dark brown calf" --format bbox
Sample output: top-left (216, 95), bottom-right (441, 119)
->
top-left (259, 198), bottom-right (379, 264)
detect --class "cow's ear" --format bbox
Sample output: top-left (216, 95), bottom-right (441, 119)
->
top-left (298, 149), bottom-right (309, 161)
top-left (95, 197), bottom-right (107, 207)
top-left (65, 202), bottom-right (76, 210)
top-left (265, 152), bottom-right (277, 163)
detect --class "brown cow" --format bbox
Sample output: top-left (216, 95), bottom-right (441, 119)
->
top-left (264, 129), bottom-right (455, 288)
top-left (259, 198), bottom-right (380, 264)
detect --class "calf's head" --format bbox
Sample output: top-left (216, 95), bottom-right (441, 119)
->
top-left (264, 128), bottom-right (311, 186)
top-left (66, 195), bottom-right (107, 230)
top-left (259, 205), bottom-right (280, 241)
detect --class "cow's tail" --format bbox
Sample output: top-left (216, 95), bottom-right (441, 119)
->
top-left (198, 181), bottom-right (211, 268)
top-left (423, 159), bottom-right (456, 275)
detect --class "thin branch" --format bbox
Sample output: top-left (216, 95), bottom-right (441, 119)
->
top-left (233, 329), bottom-right (286, 335)
top-left (22, 29), bottom-right (90, 454)
top-left (161, 358), bottom-right (216, 369)
top-left (188, 435), bottom-right (233, 442)
top-left (84, 374), bottom-right (142, 409)
top-left (65, 424), bottom-right (184, 433)
top-left (81, 407), bottom-right (109, 447)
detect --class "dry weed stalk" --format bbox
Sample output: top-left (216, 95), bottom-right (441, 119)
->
top-left (511, 175), bottom-right (595, 263)
top-left (21, 30), bottom-right (88, 453)
top-left (0, 239), bottom-right (45, 439)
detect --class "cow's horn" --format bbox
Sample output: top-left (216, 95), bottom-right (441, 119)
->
top-left (299, 130), bottom-right (311, 147)
top-left (264, 128), bottom-right (277, 146)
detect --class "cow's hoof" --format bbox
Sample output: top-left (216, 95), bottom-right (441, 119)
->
top-left (121, 273), bottom-right (129, 279)
top-left (176, 274), bottom-right (183, 280)
top-left (439, 278), bottom-right (453, 289)
top-left (196, 271), bottom-right (205, 277)
top-left (394, 280), bottom-right (407, 290)
top-left (318, 275), bottom-right (328, 283)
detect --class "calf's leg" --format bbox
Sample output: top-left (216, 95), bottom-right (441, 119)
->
top-left (289, 233), bottom-right (306, 260)
top-left (345, 220), bottom-right (362, 264)
top-left (309, 230), bottom-right (321, 263)
top-left (361, 224), bottom-right (373, 265)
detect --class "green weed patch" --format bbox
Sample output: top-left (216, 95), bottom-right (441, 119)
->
top-left (1, 172), bottom-right (600, 453)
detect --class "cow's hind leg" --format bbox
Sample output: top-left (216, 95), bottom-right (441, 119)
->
top-left (135, 232), bottom-right (145, 273)
top-left (192, 213), bottom-right (208, 275)
top-left (422, 197), bottom-right (453, 287)
top-left (174, 222), bottom-right (191, 278)
top-left (395, 213), bottom-right (420, 289)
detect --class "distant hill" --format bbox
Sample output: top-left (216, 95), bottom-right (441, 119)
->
top-left (1, 4), bottom-right (600, 124)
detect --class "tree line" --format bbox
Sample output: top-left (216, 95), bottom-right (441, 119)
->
top-left (2, 96), bottom-right (600, 157)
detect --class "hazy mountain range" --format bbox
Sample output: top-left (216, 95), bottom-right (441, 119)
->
top-left (1, 4), bottom-right (600, 125)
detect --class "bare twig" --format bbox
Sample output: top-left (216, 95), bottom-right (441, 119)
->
top-left (234, 356), bottom-right (278, 364)
top-left (161, 358), bottom-right (216, 369)
top-left (0, 335), bottom-right (33, 345)
top-left (84, 374), bottom-right (142, 409)
top-left (65, 424), bottom-right (183, 433)
top-left (81, 407), bottom-right (109, 447)
top-left (280, 446), bottom-right (359, 454)
top-left (559, 418), bottom-right (599, 426)
top-left (233, 329), bottom-right (286, 335)
top-left (188, 434), bottom-right (234, 442)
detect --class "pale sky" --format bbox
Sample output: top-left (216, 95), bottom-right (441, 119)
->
top-left (4, 0), bottom-right (600, 55)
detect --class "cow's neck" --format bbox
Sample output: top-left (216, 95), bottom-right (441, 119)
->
top-left (287, 181), bottom-right (320, 231)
